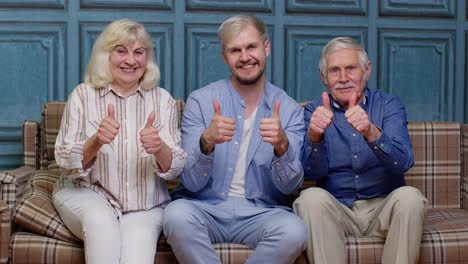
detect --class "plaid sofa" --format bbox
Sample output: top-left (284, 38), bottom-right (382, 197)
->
top-left (1, 101), bottom-right (468, 264)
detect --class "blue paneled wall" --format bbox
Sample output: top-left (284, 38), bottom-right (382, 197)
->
top-left (0, 0), bottom-right (466, 169)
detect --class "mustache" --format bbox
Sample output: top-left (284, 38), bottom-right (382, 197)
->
top-left (334, 82), bottom-right (355, 89)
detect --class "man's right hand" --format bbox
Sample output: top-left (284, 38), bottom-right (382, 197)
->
top-left (200, 99), bottom-right (236, 154)
top-left (308, 92), bottom-right (334, 143)
top-left (96, 104), bottom-right (120, 145)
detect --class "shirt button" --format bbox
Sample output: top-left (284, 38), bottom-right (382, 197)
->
top-left (220, 192), bottom-right (225, 196)
top-left (380, 143), bottom-right (384, 147)
top-left (313, 148), bottom-right (318, 152)
top-left (353, 155), bottom-right (358, 159)
top-left (394, 161), bottom-right (398, 165)
top-left (238, 115), bottom-right (242, 119)
top-left (308, 146), bottom-right (311, 151)
top-left (276, 162), bottom-right (280, 166)
top-left (374, 146), bottom-right (378, 150)
top-left (203, 173), bottom-right (207, 176)
top-left (307, 167), bottom-right (310, 170)
top-left (277, 177), bottom-right (281, 182)
top-left (234, 141), bottom-right (239, 145)
top-left (355, 175), bottom-right (359, 179)
top-left (352, 133), bottom-right (356, 137)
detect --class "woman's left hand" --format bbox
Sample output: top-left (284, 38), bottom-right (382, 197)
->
top-left (140, 111), bottom-right (163, 155)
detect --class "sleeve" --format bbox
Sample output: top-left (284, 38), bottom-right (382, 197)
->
top-left (153, 90), bottom-right (187, 180)
top-left (301, 102), bottom-right (329, 181)
top-left (366, 96), bottom-right (414, 174)
top-left (179, 93), bottom-right (214, 192)
top-left (54, 86), bottom-right (93, 178)
top-left (270, 98), bottom-right (305, 194)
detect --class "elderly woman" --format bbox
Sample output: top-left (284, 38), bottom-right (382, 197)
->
top-left (52, 19), bottom-right (186, 263)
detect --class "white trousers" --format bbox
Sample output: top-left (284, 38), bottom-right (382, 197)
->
top-left (293, 186), bottom-right (427, 264)
top-left (53, 188), bottom-right (164, 264)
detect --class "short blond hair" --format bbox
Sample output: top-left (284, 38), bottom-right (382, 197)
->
top-left (85, 19), bottom-right (160, 90)
top-left (217, 14), bottom-right (267, 52)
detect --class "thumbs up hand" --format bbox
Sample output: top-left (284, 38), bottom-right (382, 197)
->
top-left (96, 104), bottom-right (120, 145)
top-left (140, 111), bottom-right (163, 155)
top-left (260, 100), bottom-right (289, 157)
top-left (344, 92), bottom-right (379, 140)
top-left (200, 99), bottom-right (236, 154)
top-left (308, 92), bottom-right (334, 143)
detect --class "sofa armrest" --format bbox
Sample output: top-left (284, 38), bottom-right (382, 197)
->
top-left (22, 120), bottom-right (40, 169)
top-left (462, 124), bottom-right (468, 210)
top-left (0, 166), bottom-right (36, 210)
top-left (0, 200), bottom-right (10, 264)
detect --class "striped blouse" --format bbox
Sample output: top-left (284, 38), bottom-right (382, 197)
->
top-left (54, 83), bottom-right (186, 216)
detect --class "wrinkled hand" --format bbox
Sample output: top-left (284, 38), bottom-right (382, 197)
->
top-left (96, 104), bottom-right (120, 145)
top-left (308, 92), bottom-right (334, 143)
top-left (140, 111), bottom-right (163, 155)
top-left (202, 99), bottom-right (236, 146)
top-left (345, 92), bottom-right (379, 140)
top-left (260, 100), bottom-right (288, 157)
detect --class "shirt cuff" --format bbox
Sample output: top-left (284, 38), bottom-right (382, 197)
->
top-left (154, 146), bottom-right (187, 180)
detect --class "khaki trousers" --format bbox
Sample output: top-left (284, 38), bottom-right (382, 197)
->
top-left (293, 186), bottom-right (427, 264)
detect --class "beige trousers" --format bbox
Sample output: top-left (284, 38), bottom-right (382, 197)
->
top-left (293, 186), bottom-right (427, 264)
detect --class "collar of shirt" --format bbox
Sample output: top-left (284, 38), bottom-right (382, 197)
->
top-left (99, 84), bottom-right (145, 99)
top-left (331, 88), bottom-right (368, 111)
top-left (225, 78), bottom-right (277, 113)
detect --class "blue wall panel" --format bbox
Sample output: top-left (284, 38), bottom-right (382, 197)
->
top-left (286, 0), bottom-right (367, 15)
top-left (285, 27), bottom-right (367, 101)
top-left (0, 0), bottom-right (467, 169)
top-left (379, 30), bottom-right (454, 121)
top-left (379, 0), bottom-right (455, 17)
top-left (186, 0), bottom-right (273, 12)
top-left (0, 22), bottom-right (65, 169)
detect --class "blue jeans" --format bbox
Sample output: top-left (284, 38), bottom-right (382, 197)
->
top-left (163, 197), bottom-right (306, 264)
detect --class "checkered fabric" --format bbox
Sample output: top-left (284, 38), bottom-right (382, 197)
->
top-left (0, 201), bottom-right (10, 264)
top-left (462, 124), bottom-right (468, 210)
top-left (5, 100), bottom-right (468, 264)
top-left (13, 170), bottom-right (80, 244)
top-left (405, 122), bottom-right (461, 208)
top-left (10, 232), bottom-right (84, 264)
top-left (23, 121), bottom-right (40, 169)
top-left (9, 231), bottom-right (307, 264)
top-left (40, 102), bottom-right (65, 170)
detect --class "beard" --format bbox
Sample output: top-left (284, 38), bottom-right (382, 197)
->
top-left (231, 66), bottom-right (265, 86)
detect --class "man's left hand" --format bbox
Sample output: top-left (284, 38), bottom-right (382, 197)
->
top-left (260, 99), bottom-right (289, 157)
top-left (345, 93), bottom-right (381, 141)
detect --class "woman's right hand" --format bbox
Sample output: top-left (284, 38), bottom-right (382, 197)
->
top-left (96, 104), bottom-right (120, 145)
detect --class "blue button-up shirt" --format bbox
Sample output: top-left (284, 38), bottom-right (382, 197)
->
top-left (172, 79), bottom-right (305, 208)
top-left (302, 88), bottom-right (414, 207)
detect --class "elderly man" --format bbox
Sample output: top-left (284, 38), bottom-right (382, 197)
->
top-left (163, 15), bottom-right (306, 264)
top-left (294, 37), bottom-right (427, 264)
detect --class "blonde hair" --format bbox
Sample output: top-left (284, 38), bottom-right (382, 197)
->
top-left (85, 19), bottom-right (160, 90)
top-left (217, 14), bottom-right (267, 52)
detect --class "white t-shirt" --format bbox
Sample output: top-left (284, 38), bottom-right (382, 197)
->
top-left (228, 108), bottom-right (258, 198)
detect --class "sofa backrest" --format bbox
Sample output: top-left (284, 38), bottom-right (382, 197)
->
top-left (31, 101), bottom-right (465, 209)
top-left (405, 122), bottom-right (461, 208)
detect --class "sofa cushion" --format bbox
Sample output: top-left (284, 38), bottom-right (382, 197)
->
top-left (13, 170), bottom-right (80, 244)
top-left (10, 232), bottom-right (84, 264)
top-left (10, 231), bottom-right (307, 264)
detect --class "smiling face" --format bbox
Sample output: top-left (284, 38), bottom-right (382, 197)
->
top-left (109, 41), bottom-right (147, 93)
top-left (222, 24), bottom-right (270, 88)
top-left (322, 48), bottom-right (371, 109)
